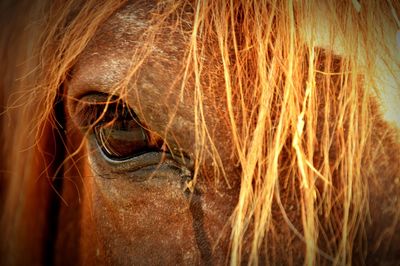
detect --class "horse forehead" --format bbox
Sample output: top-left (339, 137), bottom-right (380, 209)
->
top-left (67, 2), bottom-right (237, 175)
top-left (69, 2), bottom-right (184, 93)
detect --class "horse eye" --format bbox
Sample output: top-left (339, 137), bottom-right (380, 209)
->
top-left (94, 118), bottom-right (150, 160)
top-left (73, 94), bottom-right (164, 161)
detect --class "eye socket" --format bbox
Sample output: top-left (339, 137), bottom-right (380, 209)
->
top-left (73, 93), bottom-right (194, 183)
top-left (74, 93), bottom-right (164, 161)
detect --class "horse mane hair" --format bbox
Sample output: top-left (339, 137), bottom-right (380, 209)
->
top-left (1, 0), bottom-right (399, 264)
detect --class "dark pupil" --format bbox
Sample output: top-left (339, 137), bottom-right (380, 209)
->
top-left (95, 117), bottom-right (148, 159)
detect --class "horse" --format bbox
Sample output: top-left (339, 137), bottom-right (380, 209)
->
top-left (1, 0), bottom-right (399, 265)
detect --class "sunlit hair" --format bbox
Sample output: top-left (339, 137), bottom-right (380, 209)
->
top-left (1, 0), bottom-right (399, 265)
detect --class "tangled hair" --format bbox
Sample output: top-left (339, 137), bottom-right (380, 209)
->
top-left (1, 0), bottom-right (399, 265)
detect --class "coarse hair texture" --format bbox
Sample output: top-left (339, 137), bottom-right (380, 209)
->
top-left (1, 0), bottom-right (399, 265)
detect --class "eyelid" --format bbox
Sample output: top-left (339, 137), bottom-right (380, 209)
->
top-left (88, 136), bottom-right (194, 181)
top-left (70, 93), bottom-right (130, 130)
top-left (96, 138), bottom-right (193, 172)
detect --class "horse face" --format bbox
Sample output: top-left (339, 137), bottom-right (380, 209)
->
top-left (63, 2), bottom-right (240, 264)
